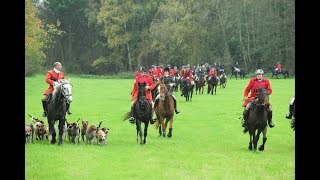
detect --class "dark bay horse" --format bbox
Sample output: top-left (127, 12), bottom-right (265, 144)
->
top-left (219, 73), bottom-right (227, 88)
top-left (155, 82), bottom-right (175, 137)
top-left (206, 75), bottom-right (218, 95)
top-left (46, 79), bottom-right (73, 145)
top-left (244, 88), bottom-right (269, 151)
top-left (268, 67), bottom-right (289, 79)
top-left (195, 75), bottom-right (206, 94)
top-left (180, 79), bottom-right (194, 101)
top-left (123, 82), bottom-right (152, 145)
top-left (230, 65), bottom-right (245, 80)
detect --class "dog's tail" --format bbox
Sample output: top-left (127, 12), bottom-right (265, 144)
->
top-left (28, 114), bottom-right (40, 121)
top-left (98, 120), bottom-right (104, 128)
top-left (122, 111), bottom-right (131, 121)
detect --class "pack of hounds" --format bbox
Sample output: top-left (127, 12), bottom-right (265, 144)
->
top-left (25, 114), bottom-right (110, 146)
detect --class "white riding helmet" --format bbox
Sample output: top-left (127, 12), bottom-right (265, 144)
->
top-left (255, 69), bottom-right (264, 75)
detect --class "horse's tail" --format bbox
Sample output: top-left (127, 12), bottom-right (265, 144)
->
top-left (123, 111), bottom-right (131, 121)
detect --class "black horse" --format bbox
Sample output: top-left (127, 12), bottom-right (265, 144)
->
top-left (206, 75), bottom-right (218, 95)
top-left (46, 79), bottom-right (73, 145)
top-left (180, 79), bottom-right (194, 101)
top-left (123, 82), bottom-right (152, 145)
top-left (244, 88), bottom-right (269, 151)
top-left (230, 65), bottom-right (245, 80)
top-left (268, 67), bottom-right (289, 79)
top-left (219, 73), bottom-right (227, 88)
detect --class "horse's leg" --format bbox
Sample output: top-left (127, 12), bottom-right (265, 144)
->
top-left (254, 130), bottom-right (261, 151)
top-left (138, 121), bottom-right (143, 145)
top-left (248, 131), bottom-right (253, 150)
top-left (167, 117), bottom-right (173, 138)
top-left (143, 122), bottom-right (148, 144)
top-left (136, 121), bottom-right (140, 143)
top-left (58, 118), bottom-right (65, 145)
top-left (48, 119), bottom-right (56, 144)
top-left (258, 128), bottom-right (267, 151)
top-left (158, 124), bottom-right (162, 136)
top-left (160, 117), bottom-right (166, 137)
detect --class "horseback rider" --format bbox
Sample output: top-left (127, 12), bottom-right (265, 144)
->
top-left (41, 62), bottom-right (72, 117)
top-left (275, 62), bottom-right (282, 73)
top-left (129, 66), bottom-right (155, 124)
top-left (154, 67), bottom-right (180, 114)
top-left (242, 69), bottom-right (275, 128)
top-left (195, 65), bottom-right (205, 81)
top-left (286, 96), bottom-right (295, 119)
top-left (182, 65), bottom-right (195, 85)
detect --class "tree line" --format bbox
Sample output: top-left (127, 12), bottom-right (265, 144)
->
top-left (25, 0), bottom-right (295, 76)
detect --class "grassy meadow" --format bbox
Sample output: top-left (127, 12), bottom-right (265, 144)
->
top-left (25, 74), bottom-right (295, 180)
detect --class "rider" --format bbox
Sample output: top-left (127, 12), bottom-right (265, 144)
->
top-left (285, 96), bottom-right (295, 119)
top-left (275, 62), bottom-right (282, 73)
top-left (41, 62), bottom-right (72, 117)
top-left (242, 69), bottom-right (275, 128)
top-left (129, 66), bottom-right (155, 124)
top-left (195, 65), bottom-right (205, 81)
top-left (182, 65), bottom-right (195, 85)
top-left (154, 67), bottom-right (180, 114)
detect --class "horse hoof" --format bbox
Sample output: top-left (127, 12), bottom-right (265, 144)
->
top-left (258, 146), bottom-right (264, 151)
top-left (248, 146), bottom-right (252, 150)
top-left (167, 133), bottom-right (172, 138)
top-left (162, 133), bottom-right (166, 137)
top-left (58, 141), bottom-right (63, 146)
top-left (50, 139), bottom-right (56, 144)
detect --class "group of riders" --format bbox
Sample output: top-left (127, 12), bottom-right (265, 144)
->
top-left (40, 61), bottom-right (294, 131)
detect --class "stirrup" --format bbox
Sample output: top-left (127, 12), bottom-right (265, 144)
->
top-left (42, 112), bottom-right (47, 117)
top-left (175, 109), bottom-right (180, 114)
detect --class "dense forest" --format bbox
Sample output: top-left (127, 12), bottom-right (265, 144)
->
top-left (25, 0), bottom-right (294, 76)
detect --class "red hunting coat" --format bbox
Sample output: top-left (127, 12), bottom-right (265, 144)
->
top-left (131, 75), bottom-right (155, 102)
top-left (43, 70), bottom-right (65, 95)
top-left (242, 77), bottom-right (272, 107)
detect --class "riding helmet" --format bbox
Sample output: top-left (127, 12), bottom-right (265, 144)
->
top-left (139, 66), bottom-right (147, 72)
top-left (255, 69), bottom-right (264, 75)
top-left (164, 67), bottom-right (170, 72)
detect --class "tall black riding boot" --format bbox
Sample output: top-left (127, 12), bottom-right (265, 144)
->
top-left (267, 111), bottom-right (275, 128)
top-left (285, 104), bottom-right (294, 119)
top-left (42, 100), bottom-right (47, 117)
top-left (242, 109), bottom-right (249, 127)
top-left (154, 98), bottom-right (159, 110)
top-left (150, 108), bottom-right (155, 124)
top-left (129, 106), bottom-right (135, 124)
top-left (172, 96), bottom-right (180, 114)
top-left (66, 103), bottom-right (72, 115)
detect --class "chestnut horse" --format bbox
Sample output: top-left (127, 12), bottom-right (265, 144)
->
top-left (154, 82), bottom-right (175, 137)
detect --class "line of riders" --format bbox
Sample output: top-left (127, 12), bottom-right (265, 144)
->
top-left (41, 62), bottom-right (294, 131)
top-left (128, 63), bottom-right (227, 124)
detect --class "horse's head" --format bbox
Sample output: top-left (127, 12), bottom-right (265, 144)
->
top-left (52, 79), bottom-right (73, 103)
top-left (256, 88), bottom-right (269, 105)
top-left (157, 82), bottom-right (168, 100)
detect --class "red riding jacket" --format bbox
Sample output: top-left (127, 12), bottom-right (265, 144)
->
top-left (242, 77), bottom-right (272, 107)
top-left (43, 69), bottom-right (65, 95)
top-left (131, 74), bottom-right (155, 102)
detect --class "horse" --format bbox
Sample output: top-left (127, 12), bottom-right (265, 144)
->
top-left (268, 67), bottom-right (289, 79)
top-left (195, 75), bottom-right (206, 94)
top-left (206, 75), bottom-right (218, 95)
top-left (151, 77), bottom-right (159, 100)
top-left (180, 79), bottom-right (194, 101)
top-left (123, 82), bottom-right (152, 145)
top-left (219, 73), bottom-right (227, 88)
top-left (46, 79), bottom-right (73, 145)
top-left (173, 75), bottom-right (181, 92)
top-left (154, 82), bottom-right (175, 137)
top-left (230, 65), bottom-right (245, 80)
top-left (244, 88), bottom-right (270, 151)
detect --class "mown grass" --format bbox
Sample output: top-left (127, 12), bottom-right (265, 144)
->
top-left (25, 74), bottom-right (295, 180)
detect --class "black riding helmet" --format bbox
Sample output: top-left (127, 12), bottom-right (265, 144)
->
top-left (164, 67), bottom-right (170, 72)
top-left (139, 66), bottom-right (147, 72)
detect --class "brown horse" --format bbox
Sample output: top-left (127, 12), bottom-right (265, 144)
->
top-left (195, 75), bottom-right (206, 94)
top-left (154, 82), bottom-right (175, 137)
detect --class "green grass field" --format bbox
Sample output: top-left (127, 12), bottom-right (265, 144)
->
top-left (25, 74), bottom-right (295, 180)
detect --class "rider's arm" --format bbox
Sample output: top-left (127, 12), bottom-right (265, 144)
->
top-left (45, 71), bottom-right (55, 85)
top-left (244, 79), bottom-right (254, 98)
